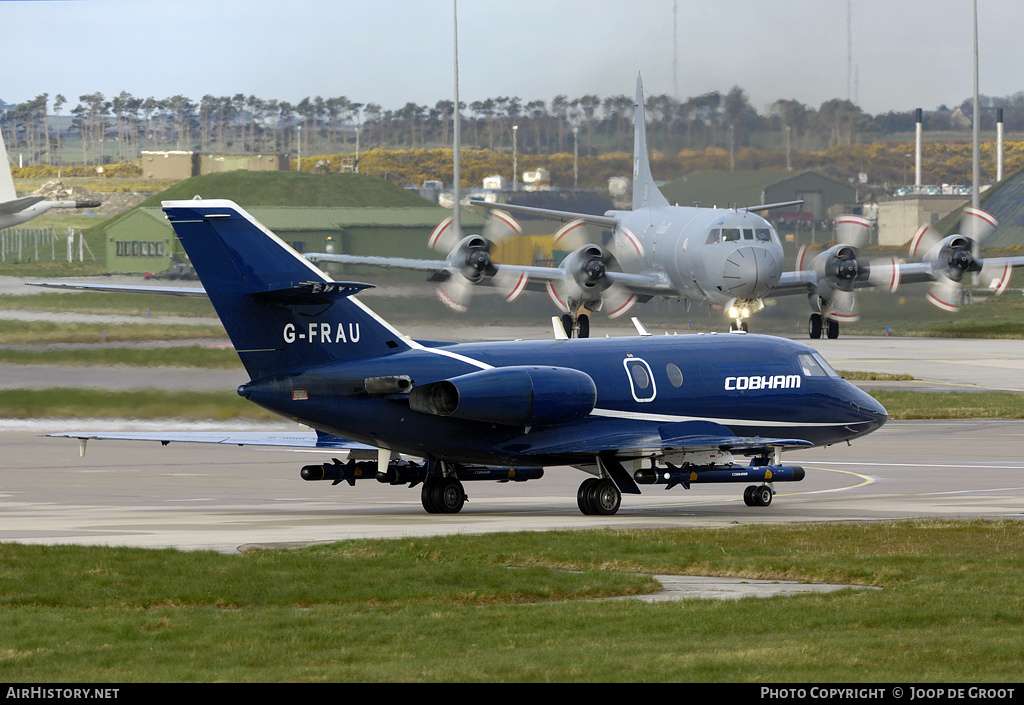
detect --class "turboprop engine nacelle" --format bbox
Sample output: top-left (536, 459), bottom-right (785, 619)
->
top-left (409, 365), bottom-right (597, 426)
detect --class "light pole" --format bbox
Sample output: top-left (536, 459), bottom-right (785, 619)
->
top-left (512, 125), bottom-right (518, 192)
top-left (573, 125), bottom-right (579, 188)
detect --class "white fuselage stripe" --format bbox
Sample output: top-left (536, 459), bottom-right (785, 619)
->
top-left (589, 407), bottom-right (871, 428)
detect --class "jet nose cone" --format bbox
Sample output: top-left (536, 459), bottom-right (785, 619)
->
top-left (722, 246), bottom-right (783, 298)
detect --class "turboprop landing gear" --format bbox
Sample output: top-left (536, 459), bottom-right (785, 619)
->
top-left (808, 313), bottom-right (840, 340)
top-left (576, 477), bottom-right (621, 515)
top-left (560, 312), bottom-right (590, 338)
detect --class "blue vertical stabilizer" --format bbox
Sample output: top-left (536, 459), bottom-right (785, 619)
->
top-left (163, 199), bottom-right (411, 378)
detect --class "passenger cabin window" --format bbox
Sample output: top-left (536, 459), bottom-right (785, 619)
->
top-left (666, 363), bottom-right (684, 387)
top-left (623, 358), bottom-right (657, 402)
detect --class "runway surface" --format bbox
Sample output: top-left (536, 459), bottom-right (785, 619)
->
top-left (2, 334), bottom-right (1024, 554)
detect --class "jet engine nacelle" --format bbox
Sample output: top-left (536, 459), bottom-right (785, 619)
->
top-left (409, 365), bottom-right (597, 426)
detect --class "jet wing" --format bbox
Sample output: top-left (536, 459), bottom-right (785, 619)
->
top-left (27, 282), bottom-right (209, 297)
top-left (48, 430), bottom-right (375, 451)
top-left (507, 419), bottom-right (813, 458)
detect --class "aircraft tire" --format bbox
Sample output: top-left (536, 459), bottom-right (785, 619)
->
top-left (808, 314), bottom-right (822, 339)
top-left (755, 485), bottom-right (773, 507)
top-left (578, 314), bottom-right (590, 339)
top-left (590, 479), bottom-right (621, 516)
top-left (577, 478), bottom-right (599, 515)
top-left (741, 322), bottom-right (748, 333)
top-left (421, 478), bottom-right (440, 513)
top-left (743, 485), bottom-right (757, 506)
top-left (561, 314), bottom-right (574, 339)
top-left (826, 318), bottom-right (840, 339)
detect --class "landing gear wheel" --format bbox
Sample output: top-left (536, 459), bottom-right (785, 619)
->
top-left (826, 318), bottom-right (840, 339)
top-left (577, 478), bottom-right (599, 515)
top-left (808, 313), bottom-right (822, 339)
top-left (590, 479), bottom-right (621, 516)
top-left (561, 314), bottom-right (574, 338)
top-left (578, 314), bottom-right (590, 339)
top-left (743, 485), bottom-right (757, 506)
top-left (421, 478), bottom-right (440, 513)
top-left (434, 477), bottom-right (466, 513)
top-left (741, 321), bottom-right (748, 333)
top-left (755, 485), bottom-right (773, 507)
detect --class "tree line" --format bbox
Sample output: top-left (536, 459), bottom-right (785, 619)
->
top-left (3, 87), bottom-right (1024, 169)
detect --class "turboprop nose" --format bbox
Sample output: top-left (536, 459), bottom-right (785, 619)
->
top-left (722, 246), bottom-right (783, 298)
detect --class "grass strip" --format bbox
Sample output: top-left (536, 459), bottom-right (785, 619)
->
top-left (0, 320), bottom-right (225, 344)
top-left (0, 388), bottom-right (276, 421)
top-left (870, 390), bottom-right (1024, 419)
top-left (0, 521), bottom-right (1021, 681)
top-left (0, 347), bottom-right (239, 368)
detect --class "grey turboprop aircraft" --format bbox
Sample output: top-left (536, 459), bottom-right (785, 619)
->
top-left (307, 75), bottom-right (798, 338)
top-left (0, 129), bottom-right (100, 228)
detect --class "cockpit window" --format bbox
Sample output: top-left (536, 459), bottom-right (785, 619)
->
top-left (743, 229), bottom-right (754, 240)
top-left (755, 228), bottom-right (772, 242)
top-left (705, 229), bottom-right (720, 244)
top-left (722, 228), bottom-right (741, 242)
top-left (812, 352), bottom-right (841, 378)
top-left (798, 353), bottom-right (827, 377)
top-left (798, 352), bottom-right (841, 378)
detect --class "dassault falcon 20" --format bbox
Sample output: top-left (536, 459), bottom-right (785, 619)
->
top-left (307, 75), bottom-right (799, 338)
top-left (41, 199), bottom-right (887, 515)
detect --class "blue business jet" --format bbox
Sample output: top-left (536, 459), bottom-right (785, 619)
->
top-left (45, 200), bottom-right (888, 515)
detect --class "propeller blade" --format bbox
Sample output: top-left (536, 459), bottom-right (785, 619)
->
top-left (601, 284), bottom-right (639, 320)
top-left (979, 260), bottom-right (1013, 296)
top-left (926, 278), bottom-right (961, 313)
top-left (491, 267), bottom-right (530, 303)
top-left (960, 206), bottom-right (998, 244)
top-left (835, 215), bottom-right (872, 249)
top-left (828, 289), bottom-right (860, 323)
top-left (612, 226), bottom-right (646, 266)
top-left (428, 216), bottom-right (458, 252)
top-left (908, 222), bottom-right (940, 259)
top-left (483, 209), bottom-right (523, 243)
top-left (544, 280), bottom-right (571, 314)
top-left (866, 257), bottom-right (901, 293)
top-left (552, 218), bottom-right (591, 252)
top-left (436, 273), bottom-right (473, 313)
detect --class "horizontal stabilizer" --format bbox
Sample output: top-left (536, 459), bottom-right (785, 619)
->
top-left (249, 281), bottom-right (374, 305)
top-left (49, 430), bottom-right (375, 451)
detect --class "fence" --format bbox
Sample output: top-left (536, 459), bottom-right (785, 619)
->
top-left (0, 227), bottom-right (95, 263)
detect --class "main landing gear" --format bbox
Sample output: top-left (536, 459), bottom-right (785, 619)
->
top-left (742, 484), bottom-right (774, 507)
top-left (808, 313), bottom-right (839, 339)
top-left (421, 475), bottom-right (467, 514)
top-left (560, 312), bottom-right (590, 338)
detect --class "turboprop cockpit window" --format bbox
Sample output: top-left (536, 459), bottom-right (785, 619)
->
top-left (755, 228), bottom-right (772, 241)
top-left (722, 228), bottom-right (742, 242)
top-left (798, 353), bottom-right (828, 377)
top-left (705, 229), bottom-right (721, 244)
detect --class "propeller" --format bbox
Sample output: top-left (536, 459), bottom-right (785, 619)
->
top-left (908, 207), bottom-right (1006, 313)
top-left (429, 209), bottom-right (528, 313)
top-left (795, 215), bottom-right (900, 322)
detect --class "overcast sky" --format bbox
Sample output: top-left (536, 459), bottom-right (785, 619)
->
top-left (3, 0), bottom-right (1022, 116)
